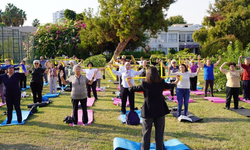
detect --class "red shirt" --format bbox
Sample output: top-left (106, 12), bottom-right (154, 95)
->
top-left (241, 64), bottom-right (250, 80)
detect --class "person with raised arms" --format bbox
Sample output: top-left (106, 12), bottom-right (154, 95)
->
top-left (198, 55), bottom-right (221, 97)
top-left (0, 65), bottom-right (28, 124)
top-left (127, 67), bottom-right (179, 150)
top-left (220, 62), bottom-right (244, 109)
top-left (45, 60), bottom-right (60, 94)
top-left (238, 56), bottom-right (250, 101)
top-left (60, 65), bottom-right (97, 126)
top-left (167, 63), bottom-right (200, 120)
top-left (110, 62), bottom-right (145, 114)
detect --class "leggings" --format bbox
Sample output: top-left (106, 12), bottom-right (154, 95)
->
top-left (120, 85), bottom-right (135, 114)
top-left (86, 80), bottom-right (98, 99)
top-left (205, 80), bottom-right (214, 96)
top-left (170, 80), bottom-right (176, 96)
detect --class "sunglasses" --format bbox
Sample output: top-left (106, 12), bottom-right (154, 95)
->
top-left (34, 63), bottom-right (39, 65)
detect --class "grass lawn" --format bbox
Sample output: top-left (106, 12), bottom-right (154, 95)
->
top-left (0, 70), bottom-right (250, 150)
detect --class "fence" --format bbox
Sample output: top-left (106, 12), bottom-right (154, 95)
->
top-left (0, 25), bottom-right (35, 64)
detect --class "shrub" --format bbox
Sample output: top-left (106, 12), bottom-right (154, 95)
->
top-left (83, 55), bottom-right (106, 67)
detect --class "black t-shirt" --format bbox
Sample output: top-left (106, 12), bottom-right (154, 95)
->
top-left (0, 73), bottom-right (24, 96)
top-left (59, 65), bottom-right (65, 74)
top-left (29, 67), bottom-right (45, 83)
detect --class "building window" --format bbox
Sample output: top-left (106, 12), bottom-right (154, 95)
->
top-left (168, 34), bottom-right (177, 42)
top-left (179, 34), bottom-right (185, 42)
top-left (187, 34), bottom-right (193, 42)
top-left (150, 38), bottom-right (157, 43)
top-left (159, 34), bottom-right (167, 42)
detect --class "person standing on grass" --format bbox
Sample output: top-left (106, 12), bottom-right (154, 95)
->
top-left (19, 60), bottom-right (28, 89)
top-left (127, 67), bottom-right (179, 150)
top-left (220, 62), bottom-right (244, 109)
top-left (167, 63), bottom-right (200, 120)
top-left (30, 60), bottom-right (48, 103)
top-left (238, 56), bottom-right (250, 101)
top-left (0, 65), bottom-right (28, 124)
top-left (58, 61), bottom-right (66, 88)
top-left (162, 59), bottom-right (179, 100)
top-left (189, 60), bottom-right (199, 91)
top-left (82, 62), bottom-right (106, 100)
top-left (198, 55), bottom-right (221, 97)
top-left (60, 65), bottom-right (96, 126)
top-left (39, 56), bottom-right (48, 83)
top-left (110, 62), bottom-right (145, 114)
top-left (46, 61), bottom-right (59, 94)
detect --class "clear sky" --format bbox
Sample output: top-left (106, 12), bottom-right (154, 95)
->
top-left (0, 0), bottom-right (215, 26)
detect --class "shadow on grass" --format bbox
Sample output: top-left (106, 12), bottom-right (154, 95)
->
top-left (0, 143), bottom-right (43, 150)
top-left (202, 117), bottom-right (250, 123)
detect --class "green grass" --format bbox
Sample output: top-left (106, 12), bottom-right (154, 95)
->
top-left (0, 71), bottom-right (250, 150)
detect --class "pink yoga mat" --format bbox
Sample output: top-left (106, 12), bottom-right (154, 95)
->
top-left (190, 90), bottom-right (201, 94)
top-left (91, 88), bottom-right (101, 92)
top-left (87, 98), bottom-right (95, 107)
top-left (168, 96), bottom-right (193, 103)
top-left (113, 98), bottom-right (129, 106)
top-left (191, 91), bottom-right (210, 95)
top-left (0, 103), bottom-right (6, 107)
top-left (204, 97), bottom-right (226, 103)
top-left (117, 85), bottom-right (120, 90)
top-left (70, 109), bottom-right (93, 126)
top-left (162, 91), bottom-right (171, 96)
top-left (212, 99), bottom-right (226, 103)
top-left (238, 97), bottom-right (250, 103)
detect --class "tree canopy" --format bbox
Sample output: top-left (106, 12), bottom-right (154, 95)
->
top-left (167, 15), bottom-right (187, 26)
top-left (32, 19), bottom-right (40, 27)
top-left (64, 9), bottom-right (76, 21)
top-left (0, 3), bottom-right (27, 26)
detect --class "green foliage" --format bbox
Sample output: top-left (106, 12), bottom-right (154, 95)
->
top-left (32, 19), bottom-right (40, 27)
top-left (76, 13), bottom-right (83, 21)
top-left (64, 9), bottom-right (76, 21)
top-left (34, 20), bottom-right (86, 58)
top-left (166, 50), bottom-right (196, 60)
top-left (213, 40), bottom-right (250, 91)
top-left (183, 48), bottom-right (191, 53)
top-left (167, 15), bottom-right (187, 26)
top-left (82, 54), bottom-right (106, 67)
top-left (0, 22), bottom-right (6, 26)
top-left (169, 48), bottom-right (177, 54)
top-left (1, 3), bottom-right (27, 26)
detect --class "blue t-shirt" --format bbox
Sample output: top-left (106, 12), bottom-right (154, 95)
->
top-left (204, 64), bottom-right (214, 80)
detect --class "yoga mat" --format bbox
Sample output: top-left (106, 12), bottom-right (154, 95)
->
top-left (43, 93), bottom-right (60, 98)
top-left (190, 90), bottom-right (201, 94)
top-left (43, 82), bottom-right (49, 86)
top-left (78, 98), bottom-right (96, 108)
top-left (163, 91), bottom-right (171, 96)
top-left (21, 86), bottom-right (30, 91)
top-left (117, 85), bottom-right (120, 90)
top-left (0, 110), bottom-right (31, 126)
top-left (70, 109), bottom-right (93, 126)
top-left (0, 103), bottom-right (6, 107)
top-left (27, 100), bottom-right (52, 108)
top-left (230, 107), bottom-right (250, 117)
top-left (171, 109), bottom-right (203, 123)
top-left (118, 110), bottom-right (142, 124)
top-left (204, 97), bottom-right (226, 103)
top-left (197, 86), bottom-right (202, 90)
top-left (91, 88), bottom-right (101, 92)
top-left (113, 137), bottom-right (190, 150)
top-left (113, 97), bottom-right (130, 106)
top-left (168, 96), bottom-right (194, 103)
top-left (191, 91), bottom-right (209, 95)
top-left (239, 97), bottom-right (250, 104)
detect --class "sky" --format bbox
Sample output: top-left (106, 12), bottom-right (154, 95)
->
top-left (0, 0), bottom-right (215, 26)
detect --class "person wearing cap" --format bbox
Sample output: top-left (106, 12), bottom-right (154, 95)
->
top-left (238, 56), bottom-right (250, 101)
top-left (0, 65), bottom-right (28, 124)
top-left (110, 62), bottom-right (145, 114)
top-left (29, 60), bottom-right (48, 103)
top-left (82, 62), bottom-right (106, 100)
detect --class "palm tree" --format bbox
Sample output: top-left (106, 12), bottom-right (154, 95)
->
top-left (32, 19), bottom-right (40, 27)
top-left (20, 10), bottom-right (27, 26)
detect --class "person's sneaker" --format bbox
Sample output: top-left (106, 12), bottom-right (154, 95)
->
top-left (172, 97), bottom-right (174, 100)
top-left (83, 123), bottom-right (88, 126)
top-left (178, 115), bottom-right (184, 122)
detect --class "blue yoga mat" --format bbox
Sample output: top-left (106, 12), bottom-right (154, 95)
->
top-left (197, 86), bottom-right (202, 90)
top-left (113, 137), bottom-right (190, 150)
top-left (118, 110), bottom-right (142, 124)
top-left (43, 92), bottom-right (60, 98)
top-left (43, 82), bottom-right (49, 86)
top-left (21, 86), bottom-right (30, 91)
top-left (56, 84), bottom-right (68, 90)
top-left (0, 110), bottom-right (31, 126)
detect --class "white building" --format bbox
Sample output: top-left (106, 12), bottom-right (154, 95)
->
top-left (53, 10), bottom-right (65, 23)
top-left (148, 24), bottom-right (202, 54)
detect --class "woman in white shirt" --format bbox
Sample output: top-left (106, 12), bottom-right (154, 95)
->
top-left (167, 63), bottom-right (200, 120)
top-left (82, 62), bottom-right (106, 100)
top-left (110, 62), bottom-right (145, 114)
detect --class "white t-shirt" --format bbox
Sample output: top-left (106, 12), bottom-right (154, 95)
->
top-left (170, 72), bottom-right (197, 89)
top-left (96, 70), bottom-right (102, 79)
top-left (137, 61), bottom-right (144, 66)
top-left (82, 68), bottom-right (98, 81)
top-left (119, 65), bottom-right (126, 72)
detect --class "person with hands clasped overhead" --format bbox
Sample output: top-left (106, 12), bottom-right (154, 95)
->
top-left (198, 55), bottom-right (221, 97)
top-left (60, 65), bottom-right (97, 126)
top-left (110, 62), bottom-right (145, 114)
top-left (167, 63), bottom-right (200, 121)
top-left (238, 56), bottom-right (250, 101)
top-left (220, 62), bottom-right (244, 109)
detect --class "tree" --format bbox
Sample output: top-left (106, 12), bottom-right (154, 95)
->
top-left (193, 0), bottom-right (250, 57)
top-left (97, 0), bottom-right (177, 61)
top-left (64, 9), bottom-right (76, 21)
top-left (167, 15), bottom-right (187, 26)
top-left (76, 13), bottom-right (83, 21)
top-left (32, 19), bottom-right (40, 27)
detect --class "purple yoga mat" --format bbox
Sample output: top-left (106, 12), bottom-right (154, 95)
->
top-left (70, 109), bottom-right (93, 126)
top-left (163, 91), bottom-right (171, 96)
top-left (0, 103), bottom-right (6, 107)
top-left (113, 98), bottom-right (129, 106)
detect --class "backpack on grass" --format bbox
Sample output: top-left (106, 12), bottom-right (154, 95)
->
top-left (126, 111), bottom-right (140, 125)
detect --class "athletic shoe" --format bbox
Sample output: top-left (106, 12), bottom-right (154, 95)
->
top-left (83, 123), bottom-right (88, 126)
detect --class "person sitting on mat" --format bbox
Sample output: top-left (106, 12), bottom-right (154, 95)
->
top-left (220, 62), bottom-right (244, 109)
top-left (127, 67), bottom-right (179, 150)
top-left (30, 60), bottom-right (48, 103)
top-left (60, 65), bottom-right (97, 126)
top-left (110, 62), bottom-right (145, 114)
top-left (162, 59), bottom-right (179, 100)
top-left (238, 56), bottom-right (250, 101)
top-left (82, 62), bottom-right (106, 100)
top-left (167, 63), bottom-right (200, 120)
top-left (198, 55), bottom-right (221, 97)
top-left (0, 65), bottom-right (28, 124)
